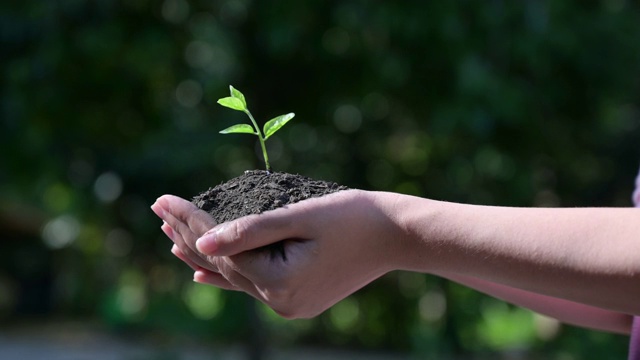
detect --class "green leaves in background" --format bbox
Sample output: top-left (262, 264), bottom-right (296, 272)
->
top-left (2, 1), bottom-right (639, 359)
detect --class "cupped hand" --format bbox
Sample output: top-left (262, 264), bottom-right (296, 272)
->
top-left (152, 189), bottom-right (404, 319)
top-left (151, 195), bottom-right (238, 291)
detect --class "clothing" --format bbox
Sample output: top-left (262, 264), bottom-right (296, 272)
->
top-left (634, 167), bottom-right (640, 208)
top-left (629, 168), bottom-right (640, 360)
top-left (631, 318), bottom-right (640, 360)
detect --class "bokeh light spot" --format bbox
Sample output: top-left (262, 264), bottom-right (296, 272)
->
top-left (150, 265), bottom-right (177, 293)
top-left (94, 171), bottom-right (123, 203)
top-left (288, 124), bottom-right (318, 152)
top-left (398, 272), bottom-right (427, 297)
top-left (604, 0), bottom-right (626, 12)
top-left (477, 300), bottom-right (536, 350)
top-left (76, 224), bottom-right (102, 255)
top-left (204, 46), bottom-right (234, 76)
top-left (534, 313), bottom-right (561, 341)
top-left (116, 269), bottom-right (148, 320)
top-left (161, 0), bottom-right (190, 24)
top-left (333, 104), bottom-right (362, 133)
top-left (419, 290), bottom-right (447, 323)
top-left (105, 228), bottom-right (133, 257)
top-left (474, 146), bottom-right (515, 180)
top-left (322, 27), bottom-right (351, 55)
top-left (185, 40), bottom-right (214, 69)
top-left (117, 284), bottom-right (147, 318)
top-left (175, 79), bottom-right (203, 108)
top-left (183, 283), bottom-right (223, 320)
top-left (42, 215), bottom-right (80, 249)
top-left (395, 181), bottom-right (422, 196)
top-left (328, 297), bottom-right (360, 333)
top-left (219, 0), bottom-right (248, 26)
top-left (43, 183), bottom-right (72, 213)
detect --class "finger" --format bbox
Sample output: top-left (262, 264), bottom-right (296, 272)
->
top-left (159, 203), bottom-right (216, 259)
top-left (193, 270), bottom-right (239, 291)
top-left (161, 195), bottom-right (217, 236)
top-left (156, 195), bottom-right (217, 237)
top-left (162, 222), bottom-right (219, 273)
top-left (224, 244), bottom-right (291, 285)
top-left (215, 256), bottom-right (265, 301)
top-left (196, 207), bottom-right (306, 256)
top-left (160, 210), bottom-right (200, 251)
top-left (221, 256), bottom-right (298, 316)
top-left (194, 189), bottom-right (360, 256)
top-left (163, 219), bottom-right (224, 272)
top-left (171, 245), bottom-right (202, 271)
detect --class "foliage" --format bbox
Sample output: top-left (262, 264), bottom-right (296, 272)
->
top-left (218, 85), bottom-right (295, 171)
top-left (1, 1), bottom-right (640, 359)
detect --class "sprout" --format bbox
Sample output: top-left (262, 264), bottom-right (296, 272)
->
top-left (217, 85), bottom-right (295, 172)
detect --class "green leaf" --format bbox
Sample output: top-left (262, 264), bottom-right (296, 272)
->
top-left (219, 124), bottom-right (256, 135)
top-left (229, 85), bottom-right (247, 109)
top-left (263, 113), bottom-right (295, 140)
top-left (217, 97), bottom-right (246, 111)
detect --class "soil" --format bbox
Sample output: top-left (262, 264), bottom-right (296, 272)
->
top-left (192, 170), bottom-right (348, 259)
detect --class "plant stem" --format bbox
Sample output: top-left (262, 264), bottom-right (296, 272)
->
top-left (245, 110), bottom-right (271, 172)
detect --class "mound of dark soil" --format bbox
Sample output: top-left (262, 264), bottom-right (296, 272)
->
top-left (192, 170), bottom-right (347, 259)
top-left (193, 170), bottom-right (348, 225)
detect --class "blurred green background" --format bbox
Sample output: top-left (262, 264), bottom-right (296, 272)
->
top-left (2, 1), bottom-right (640, 359)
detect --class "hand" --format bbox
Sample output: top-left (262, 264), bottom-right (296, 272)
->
top-left (151, 195), bottom-right (239, 291)
top-left (152, 190), bottom-right (403, 318)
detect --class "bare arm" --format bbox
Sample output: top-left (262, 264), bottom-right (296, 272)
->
top-left (394, 196), bottom-right (640, 316)
top-left (439, 272), bottom-right (632, 334)
top-left (152, 190), bottom-right (640, 322)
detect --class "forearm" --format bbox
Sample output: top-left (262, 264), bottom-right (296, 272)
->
top-left (439, 272), bottom-right (632, 334)
top-left (382, 193), bottom-right (640, 315)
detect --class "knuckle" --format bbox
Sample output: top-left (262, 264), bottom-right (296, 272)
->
top-left (185, 206), bottom-right (200, 223)
top-left (187, 208), bottom-right (216, 236)
top-left (225, 218), bottom-right (253, 249)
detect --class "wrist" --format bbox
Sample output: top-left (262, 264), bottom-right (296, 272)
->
top-left (381, 193), bottom-right (458, 274)
top-left (366, 192), bottom-right (445, 273)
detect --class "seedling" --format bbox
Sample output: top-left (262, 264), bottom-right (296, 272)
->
top-left (217, 85), bottom-right (295, 172)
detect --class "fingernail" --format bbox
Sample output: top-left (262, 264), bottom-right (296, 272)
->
top-left (150, 203), bottom-right (165, 218)
top-left (170, 244), bottom-right (178, 254)
top-left (196, 227), bottom-right (222, 254)
top-left (193, 270), bottom-right (205, 283)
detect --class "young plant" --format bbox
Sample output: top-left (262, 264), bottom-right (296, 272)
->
top-left (217, 85), bottom-right (295, 172)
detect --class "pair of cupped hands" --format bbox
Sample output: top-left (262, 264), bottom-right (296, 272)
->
top-left (151, 189), bottom-right (406, 319)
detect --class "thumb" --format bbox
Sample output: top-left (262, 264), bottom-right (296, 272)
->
top-left (196, 208), bottom-right (304, 256)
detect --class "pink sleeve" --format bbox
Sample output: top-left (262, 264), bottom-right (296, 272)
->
top-left (634, 168), bottom-right (640, 208)
top-left (630, 168), bottom-right (640, 359)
